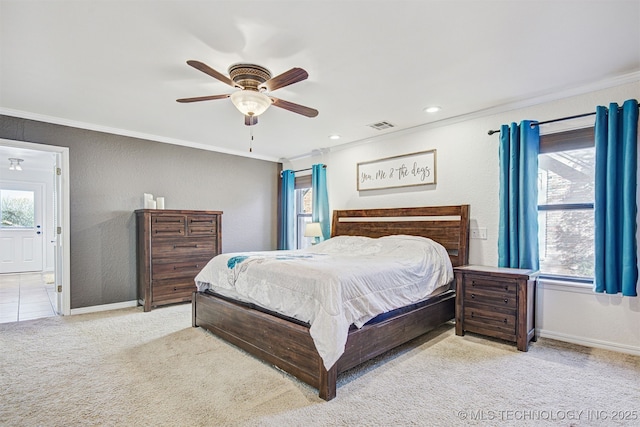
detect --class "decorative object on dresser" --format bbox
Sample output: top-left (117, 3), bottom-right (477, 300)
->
top-left (136, 209), bottom-right (222, 312)
top-left (454, 265), bottom-right (538, 351)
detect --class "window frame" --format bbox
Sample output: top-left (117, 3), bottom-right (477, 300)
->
top-left (537, 127), bottom-right (595, 283)
top-left (294, 175), bottom-right (313, 249)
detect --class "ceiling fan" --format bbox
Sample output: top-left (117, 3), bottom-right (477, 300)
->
top-left (177, 60), bottom-right (319, 126)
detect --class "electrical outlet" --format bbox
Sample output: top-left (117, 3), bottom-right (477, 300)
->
top-left (470, 227), bottom-right (487, 240)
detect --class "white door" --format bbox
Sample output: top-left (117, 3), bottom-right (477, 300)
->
top-left (0, 182), bottom-right (44, 273)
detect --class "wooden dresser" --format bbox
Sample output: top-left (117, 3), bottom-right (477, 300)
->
top-left (136, 209), bottom-right (222, 312)
top-left (454, 265), bottom-right (538, 351)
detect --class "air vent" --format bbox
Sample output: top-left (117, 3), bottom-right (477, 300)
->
top-left (367, 121), bottom-right (395, 130)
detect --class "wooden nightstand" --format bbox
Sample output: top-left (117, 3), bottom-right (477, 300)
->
top-left (454, 265), bottom-right (538, 351)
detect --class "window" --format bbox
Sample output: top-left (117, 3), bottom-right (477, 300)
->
top-left (294, 175), bottom-right (314, 249)
top-left (537, 127), bottom-right (595, 280)
top-left (1, 189), bottom-right (35, 228)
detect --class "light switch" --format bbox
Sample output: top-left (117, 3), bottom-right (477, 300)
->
top-left (470, 227), bottom-right (487, 240)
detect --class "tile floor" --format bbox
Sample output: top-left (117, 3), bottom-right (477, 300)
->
top-left (0, 272), bottom-right (58, 324)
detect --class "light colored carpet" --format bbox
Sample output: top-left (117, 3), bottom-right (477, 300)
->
top-left (1, 304), bottom-right (638, 426)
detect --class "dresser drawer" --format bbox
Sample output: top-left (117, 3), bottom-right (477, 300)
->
top-left (187, 215), bottom-right (218, 236)
top-left (152, 258), bottom-right (209, 280)
top-left (151, 215), bottom-right (186, 237)
top-left (151, 237), bottom-right (217, 259)
top-left (152, 278), bottom-right (196, 304)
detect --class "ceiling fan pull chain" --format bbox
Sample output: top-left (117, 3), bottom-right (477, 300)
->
top-left (249, 127), bottom-right (254, 153)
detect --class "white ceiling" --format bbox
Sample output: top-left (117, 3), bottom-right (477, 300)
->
top-left (1, 1), bottom-right (639, 163)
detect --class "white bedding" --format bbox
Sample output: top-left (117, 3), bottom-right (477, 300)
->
top-left (194, 234), bottom-right (453, 369)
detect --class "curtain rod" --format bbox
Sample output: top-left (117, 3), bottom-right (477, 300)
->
top-left (279, 164), bottom-right (326, 177)
top-left (486, 104), bottom-right (640, 135)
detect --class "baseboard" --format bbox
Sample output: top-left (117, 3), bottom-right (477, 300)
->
top-left (70, 300), bottom-right (138, 315)
top-left (537, 328), bottom-right (640, 356)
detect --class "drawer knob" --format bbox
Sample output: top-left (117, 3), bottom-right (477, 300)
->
top-left (503, 318), bottom-right (508, 324)
top-left (504, 299), bottom-right (508, 304)
top-left (173, 287), bottom-right (177, 291)
top-left (471, 294), bottom-right (475, 299)
top-left (504, 285), bottom-right (508, 290)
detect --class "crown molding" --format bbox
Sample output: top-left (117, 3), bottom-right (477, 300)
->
top-left (0, 108), bottom-right (280, 163)
top-left (285, 70), bottom-right (640, 161)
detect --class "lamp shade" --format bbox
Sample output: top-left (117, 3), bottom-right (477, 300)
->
top-left (304, 222), bottom-right (323, 238)
top-left (230, 90), bottom-right (272, 116)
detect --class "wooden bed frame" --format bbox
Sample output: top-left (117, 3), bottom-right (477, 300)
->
top-left (192, 205), bottom-right (469, 400)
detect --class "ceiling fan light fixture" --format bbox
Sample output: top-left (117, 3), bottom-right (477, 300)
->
top-left (230, 90), bottom-right (272, 117)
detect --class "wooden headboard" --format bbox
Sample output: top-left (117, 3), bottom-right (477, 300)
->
top-left (331, 205), bottom-right (470, 267)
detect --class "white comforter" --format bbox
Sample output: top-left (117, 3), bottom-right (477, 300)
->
top-left (194, 235), bottom-right (453, 369)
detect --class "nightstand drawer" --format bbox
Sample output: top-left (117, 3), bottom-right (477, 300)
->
top-left (466, 274), bottom-right (517, 294)
top-left (464, 289), bottom-right (516, 309)
top-left (464, 306), bottom-right (516, 338)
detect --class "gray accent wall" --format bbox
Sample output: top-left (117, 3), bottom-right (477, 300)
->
top-left (0, 115), bottom-right (279, 309)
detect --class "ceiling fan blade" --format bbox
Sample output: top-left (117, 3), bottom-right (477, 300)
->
top-left (270, 97), bottom-right (319, 118)
top-left (260, 68), bottom-right (308, 92)
top-left (245, 115), bottom-right (258, 126)
top-left (186, 60), bottom-right (241, 89)
top-left (176, 94), bottom-right (231, 103)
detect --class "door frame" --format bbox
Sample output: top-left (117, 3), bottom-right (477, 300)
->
top-left (0, 138), bottom-right (70, 315)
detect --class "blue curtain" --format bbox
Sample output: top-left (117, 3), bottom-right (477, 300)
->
top-left (312, 164), bottom-right (330, 241)
top-left (498, 120), bottom-right (540, 270)
top-left (594, 99), bottom-right (638, 297)
top-left (278, 170), bottom-right (295, 250)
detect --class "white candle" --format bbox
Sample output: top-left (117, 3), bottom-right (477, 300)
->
top-left (156, 197), bottom-right (165, 209)
top-left (144, 193), bottom-right (154, 209)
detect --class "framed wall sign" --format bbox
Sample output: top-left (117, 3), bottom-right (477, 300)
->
top-left (357, 149), bottom-right (437, 191)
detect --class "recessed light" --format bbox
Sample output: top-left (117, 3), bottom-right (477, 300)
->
top-left (424, 106), bottom-right (441, 113)
top-left (329, 134), bottom-right (341, 140)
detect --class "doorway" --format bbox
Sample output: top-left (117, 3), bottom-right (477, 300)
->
top-left (0, 182), bottom-right (45, 273)
top-left (0, 139), bottom-right (70, 317)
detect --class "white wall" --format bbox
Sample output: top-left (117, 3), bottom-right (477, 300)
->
top-left (284, 79), bottom-right (640, 355)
